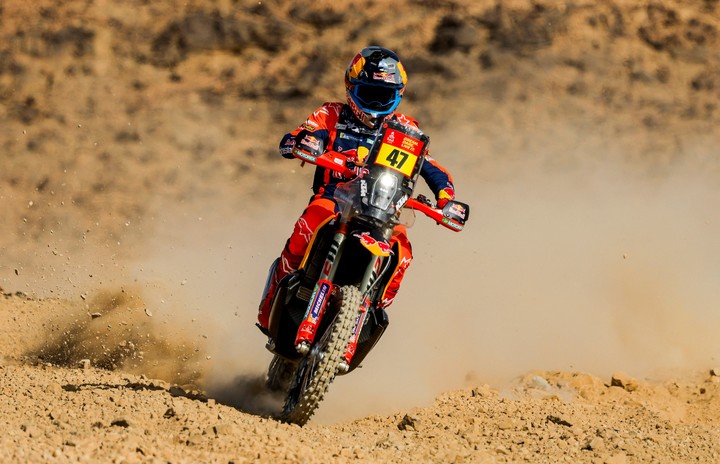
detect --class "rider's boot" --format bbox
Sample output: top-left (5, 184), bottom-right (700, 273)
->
top-left (257, 260), bottom-right (282, 335)
top-left (256, 253), bottom-right (298, 334)
top-left (256, 290), bottom-right (274, 334)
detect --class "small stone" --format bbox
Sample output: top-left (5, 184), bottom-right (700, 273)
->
top-left (79, 359), bottom-right (91, 369)
top-left (111, 418), bottom-right (131, 428)
top-left (497, 418), bottom-right (515, 430)
top-left (169, 386), bottom-right (186, 397)
top-left (611, 372), bottom-right (638, 392)
top-left (588, 436), bottom-right (605, 451)
top-left (21, 424), bottom-right (39, 437)
top-left (213, 424), bottom-right (233, 436)
top-left (398, 414), bottom-right (418, 431)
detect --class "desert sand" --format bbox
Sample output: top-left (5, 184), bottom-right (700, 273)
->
top-left (1, 1), bottom-right (720, 462)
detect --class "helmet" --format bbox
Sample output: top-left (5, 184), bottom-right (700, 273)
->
top-left (345, 46), bottom-right (407, 128)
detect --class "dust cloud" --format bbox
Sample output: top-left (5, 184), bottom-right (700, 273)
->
top-left (109, 127), bottom-right (720, 424)
top-left (401, 153), bottom-right (720, 388)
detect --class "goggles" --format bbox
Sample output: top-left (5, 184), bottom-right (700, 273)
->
top-left (350, 84), bottom-right (402, 115)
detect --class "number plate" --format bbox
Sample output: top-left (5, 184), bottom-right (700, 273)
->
top-left (375, 128), bottom-right (423, 177)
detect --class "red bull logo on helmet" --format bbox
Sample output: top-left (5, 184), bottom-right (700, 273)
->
top-left (347, 54), bottom-right (366, 81)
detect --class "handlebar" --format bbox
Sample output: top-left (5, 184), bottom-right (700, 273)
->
top-left (294, 145), bottom-right (468, 232)
top-left (293, 146), bottom-right (356, 177)
top-left (405, 195), bottom-right (468, 232)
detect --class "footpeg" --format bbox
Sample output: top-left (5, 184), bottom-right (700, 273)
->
top-left (265, 338), bottom-right (276, 352)
top-left (296, 341), bottom-right (310, 355)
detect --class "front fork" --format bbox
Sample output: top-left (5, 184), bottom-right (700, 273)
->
top-left (294, 223), bottom-right (385, 368)
top-left (294, 224), bottom-right (348, 352)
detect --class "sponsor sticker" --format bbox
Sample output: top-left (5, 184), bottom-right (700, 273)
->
top-left (309, 281), bottom-right (331, 320)
top-left (354, 231), bottom-right (393, 256)
top-left (448, 203), bottom-right (467, 219)
top-left (382, 129), bottom-right (423, 156)
top-left (442, 218), bottom-right (463, 231)
top-left (301, 134), bottom-right (321, 151)
top-left (373, 71), bottom-right (396, 83)
top-left (294, 149), bottom-right (317, 163)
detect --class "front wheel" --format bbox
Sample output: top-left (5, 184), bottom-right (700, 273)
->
top-left (280, 285), bottom-right (361, 426)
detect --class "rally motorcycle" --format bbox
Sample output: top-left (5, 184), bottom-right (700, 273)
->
top-left (259, 120), bottom-right (469, 426)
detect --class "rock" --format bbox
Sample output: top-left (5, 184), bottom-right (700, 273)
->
top-left (110, 418), bottom-right (131, 428)
top-left (169, 386), bottom-right (186, 397)
top-left (611, 372), bottom-right (639, 392)
top-left (497, 418), bottom-right (515, 430)
top-left (398, 414), bottom-right (418, 431)
top-left (587, 436), bottom-right (606, 451)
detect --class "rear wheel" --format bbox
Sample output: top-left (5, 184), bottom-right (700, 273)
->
top-left (280, 285), bottom-right (361, 426)
top-left (265, 355), bottom-right (295, 393)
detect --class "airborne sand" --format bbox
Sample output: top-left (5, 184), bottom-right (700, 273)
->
top-left (1, 0), bottom-right (720, 461)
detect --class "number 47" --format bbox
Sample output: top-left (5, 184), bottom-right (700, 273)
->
top-left (385, 148), bottom-right (409, 169)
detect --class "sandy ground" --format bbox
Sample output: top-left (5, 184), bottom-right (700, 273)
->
top-left (1, 0), bottom-right (720, 462)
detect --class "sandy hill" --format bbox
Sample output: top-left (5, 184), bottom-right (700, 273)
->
top-left (1, 1), bottom-right (719, 462)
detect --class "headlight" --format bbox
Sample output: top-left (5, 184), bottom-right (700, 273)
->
top-left (370, 173), bottom-right (398, 210)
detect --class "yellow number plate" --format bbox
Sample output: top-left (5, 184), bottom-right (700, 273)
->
top-left (375, 144), bottom-right (418, 177)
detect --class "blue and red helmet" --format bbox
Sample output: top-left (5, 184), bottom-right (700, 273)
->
top-left (345, 46), bottom-right (408, 127)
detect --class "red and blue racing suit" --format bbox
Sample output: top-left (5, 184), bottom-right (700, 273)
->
top-left (258, 102), bottom-right (455, 329)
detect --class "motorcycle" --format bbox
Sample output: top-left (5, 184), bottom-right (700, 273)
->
top-left (259, 119), bottom-right (469, 425)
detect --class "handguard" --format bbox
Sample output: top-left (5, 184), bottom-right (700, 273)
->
top-left (292, 130), bottom-right (355, 177)
top-left (406, 194), bottom-right (470, 232)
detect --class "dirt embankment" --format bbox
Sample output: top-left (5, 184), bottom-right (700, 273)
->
top-left (2, 290), bottom-right (720, 463)
top-left (1, 1), bottom-right (720, 462)
top-left (1, 0), bottom-right (718, 266)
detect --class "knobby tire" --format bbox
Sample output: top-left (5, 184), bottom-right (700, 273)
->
top-left (280, 285), bottom-right (361, 426)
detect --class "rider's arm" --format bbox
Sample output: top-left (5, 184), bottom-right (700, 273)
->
top-left (277, 102), bottom-right (343, 159)
top-left (420, 154), bottom-right (456, 207)
top-left (393, 113), bottom-right (456, 207)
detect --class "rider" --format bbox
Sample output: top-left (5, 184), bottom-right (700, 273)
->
top-left (257, 46), bottom-right (457, 331)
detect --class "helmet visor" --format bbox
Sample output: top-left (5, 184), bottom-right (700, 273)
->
top-left (351, 84), bottom-right (401, 115)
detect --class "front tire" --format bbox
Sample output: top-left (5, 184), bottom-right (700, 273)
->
top-left (280, 285), bottom-right (361, 425)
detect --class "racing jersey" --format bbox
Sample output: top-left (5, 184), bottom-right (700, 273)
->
top-left (279, 102), bottom-right (455, 202)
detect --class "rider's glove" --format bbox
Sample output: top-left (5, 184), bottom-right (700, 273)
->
top-left (343, 157), bottom-right (364, 178)
top-left (279, 133), bottom-right (296, 159)
top-left (436, 188), bottom-right (455, 209)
